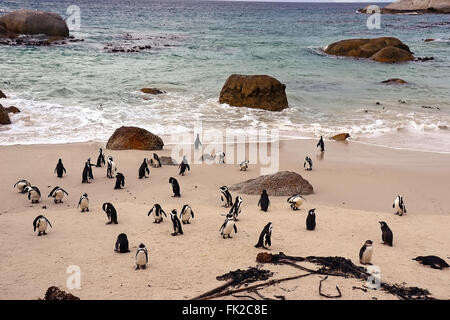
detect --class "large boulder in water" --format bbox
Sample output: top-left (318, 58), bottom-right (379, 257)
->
top-left (0, 10), bottom-right (69, 38)
top-left (371, 47), bottom-right (414, 63)
top-left (384, 0), bottom-right (450, 14)
top-left (229, 171), bottom-right (313, 196)
top-left (0, 89), bottom-right (6, 98)
top-left (0, 104), bottom-right (11, 124)
top-left (106, 126), bottom-right (164, 151)
top-left (219, 74), bottom-right (288, 111)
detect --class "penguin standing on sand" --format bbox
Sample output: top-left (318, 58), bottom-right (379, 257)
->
top-left (306, 208), bottom-right (316, 230)
top-left (87, 158), bottom-right (94, 180)
top-left (255, 222), bottom-right (272, 249)
top-left (317, 136), bottom-right (325, 152)
top-left (78, 193), bottom-right (89, 212)
top-left (107, 156), bottom-right (117, 179)
top-left (14, 179), bottom-right (31, 193)
top-left (179, 156), bottom-right (190, 176)
top-left (148, 204), bottom-right (167, 223)
top-left (239, 160), bottom-right (249, 171)
top-left (258, 190), bottom-right (270, 212)
top-left (152, 153), bottom-right (162, 168)
top-left (103, 202), bottom-right (118, 224)
top-left (48, 186), bottom-right (68, 204)
top-left (180, 204), bottom-right (194, 224)
top-left (135, 243), bottom-right (148, 270)
top-left (304, 156), bottom-right (313, 171)
top-left (54, 159), bottom-right (67, 178)
top-left (379, 221), bottom-right (393, 246)
top-left (114, 233), bottom-right (130, 253)
top-left (287, 194), bottom-right (305, 211)
top-left (170, 209), bottom-right (183, 236)
top-left (412, 256), bottom-right (449, 269)
top-left (33, 215), bottom-right (52, 236)
top-left (194, 133), bottom-right (202, 150)
top-left (359, 240), bottom-right (374, 265)
top-left (25, 186), bottom-right (41, 203)
top-left (138, 158), bottom-right (150, 179)
top-left (114, 173), bottom-right (125, 190)
top-left (220, 186), bottom-right (233, 208)
top-left (169, 177), bottom-right (181, 197)
top-left (96, 148), bottom-right (106, 167)
top-left (219, 213), bottom-right (237, 239)
top-left (393, 195), bottom-right (407, 216)
top-left (82, 160), bottom-right (92, 183)
top-left (229, 196), bottom-right (243, 220)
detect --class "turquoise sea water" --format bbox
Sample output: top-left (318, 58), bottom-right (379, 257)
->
top-left (0, 1), bottom-right (449, 152)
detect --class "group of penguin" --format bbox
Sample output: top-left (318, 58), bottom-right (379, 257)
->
top-left (16, 137), bottom-right (450, 271)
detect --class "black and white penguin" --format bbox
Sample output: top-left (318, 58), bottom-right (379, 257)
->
top-left (194, 133), bottom-right (202, 150)
top-left (33, 215), bottom-right (52, 236)
top-left (102, 202), bottom-right (118, 224)
top-left (306, 208), bottom-right (316, 231)
top-left (359, 240), bottom-right (373, 265)
top-left (219, 213), bottom-right (237, 239)
top-left (135, 243), bottom-right (148, 270)
top-left (54, 159), bottom-right (67, 178)
top-left (317, 136), bottom-right (325, 152)
top-left (14, 179), bottom-right (31, 193)
top-left (48, 186), bottom-right (68, 204)
top-left (258, 190), bottom-right (270, 212)
top-left (304, 156), bottom-right (313, 171)
top-left (412, 256), bottom-right (449, 270)
top-left (148, 204), bottom-right (167, 223)
top-left (239, 160), bottom-right (249, 171)
top-left (379, 221), bottom-right (393, 246)
top-left (220, 186), bottom-right (233, 208)
top-left (255, 222), bottom-right (272, 249)
top-left (114, 233), bottom-right (130, 253)
top-left (393, 195), bottom-right (407, 216)
top-left (229, 196), bottom-right (243, 221)
top-left (96, 148), bottom-right (106, 167)
top-left (25, 186), bottom-right (41, 203)
top-left (138, 158), bottom-right (150, 179)
top-left (170, 209), bottom-right (183, 236)
top-left (152, 153), bottom-right (162, 168)
top-left (180, 204), bottom-right (194, 224)
top-left (78, 193), bottom-right (89, 212)
top-left (87, 158), bottom-right (94, 180)
top-left (216, 152), bottom-right (226, 164)
top-left (107, 156), bottom-right (117, 179)
top-left (287, 194), bottom-right (305, 211)
top-left (179, 156), bottom-right (190, 176)
top-left (82, 160), bottom-right (91, 183)
top-left (169, 177), bottom-right (181, 197)
top-left (114, 173), bottom-right (125, 190)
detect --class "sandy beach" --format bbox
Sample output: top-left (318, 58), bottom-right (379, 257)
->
top-left (0, 138), bottom-right (449, 300)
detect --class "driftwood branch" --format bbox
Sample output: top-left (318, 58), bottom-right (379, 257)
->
top-left (319, 276), bottom-right (342, 299)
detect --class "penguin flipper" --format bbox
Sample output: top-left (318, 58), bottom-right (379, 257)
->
top-left (233, 224), bottom-right (237, 234)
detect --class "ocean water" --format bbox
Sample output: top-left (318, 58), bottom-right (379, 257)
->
top-left (0, 0), bottom-right (449, 152)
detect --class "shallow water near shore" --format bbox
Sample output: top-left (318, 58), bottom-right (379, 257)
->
top-left (0, 0), bottom-right (449, 152)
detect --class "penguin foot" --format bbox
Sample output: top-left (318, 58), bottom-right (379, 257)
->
top-left (135, 266), bottom-right (140, 270)
top-left (38, 233), bottom-right (42, 236)
top-left (171, 232), bottom-right (177, 236)
top-left (106, 221), bottom-right (112, 225)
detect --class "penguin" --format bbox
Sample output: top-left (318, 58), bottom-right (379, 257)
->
top-left (152, 153), bottom-right (162, 168)
top-left (102, 202), bottom-right (118, 224)
top-left (96, 148), bottom-right (106, 167)
top-left (25, 186), bottom-right (41, 203)
top-left (107, 156), bottom-right (117, 179)
top-left (14, 179), bottom-right (31, 193)
top-left (229, 196), bottom-right (243, 221)
top-left (169, 177), bottom-right (181, 197)
top-left (216, 152), bottom-right (226, 164)
top-left (135, 243), bottom-right (148, 270)
top-left (114, 173), bottom-right (125, 190)
top-left (179, 156), bottom-right (190, 176)
top-left (54, 159), bottom-right (67, 178)
top-left (317, 136), bottom-right (325, 152)
top-left (219, 213), bottom-right (237, 239)
top-left (239, 160), bottom-right (249, 171)
top-left (304, 156), bottom-right (313, 171)
top-left (412, 256), bottom-right (449, 270)
top-left (287, 194), bottom-right (305, 211)
top-left (379, 221), bottom-right (393, 246)
top-left (194, 133), bottom-right (202, 150)
top-left (220, 186), bottom-right (233, 208)
top-left (258, 190), bottom-right (270, 212)
top-left (359, 240), bottom-right (373, 265)
top-left (78, 193), bottom-right (89, 212)
top-left (393, 195), bottom-right (407, 216)
top-left (255, 222), bottom-right (272, 249)
top-left (170, 209), bottom-right (183, 236)
top-left (180, 204), bottom-right (194, 224)
top-left (33, 215), bottom-right (52, 236)
top-left (148, 204), bottom-right (167, 223)
top-left (114, 233), bottom-right (130, 253)
top-left (306, 208), bottom-right (316, 231)
top-left (87, 158), bottom-right (94, 180)
top-left (138, 158), bottom-right (150, 179)
top-left (48, 186), bottom-right (68, 204)
top-left (82, 160), bottom-right (91, 183)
